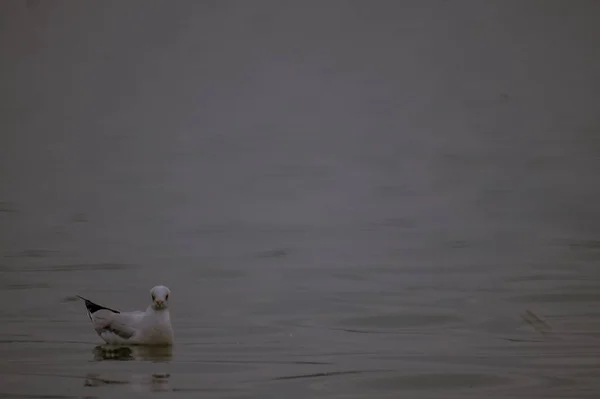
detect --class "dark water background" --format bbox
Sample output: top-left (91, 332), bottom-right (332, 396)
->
top-left (1, 1), bottom-right (600, 397)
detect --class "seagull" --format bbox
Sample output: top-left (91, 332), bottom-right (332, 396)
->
top-left (77, 285), bottom-right (174, 346)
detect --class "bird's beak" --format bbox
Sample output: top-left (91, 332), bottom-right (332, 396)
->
top-left (155, 300), bottom-right (164, 307)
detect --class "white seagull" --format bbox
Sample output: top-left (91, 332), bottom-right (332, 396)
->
top-left (77, 285), bottom-right (174, 346)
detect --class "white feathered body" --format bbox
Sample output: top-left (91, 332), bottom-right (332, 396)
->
top-left (88, 306), bottom-right (173, 346)
top-left (79, 285), bottom-right (174, 346)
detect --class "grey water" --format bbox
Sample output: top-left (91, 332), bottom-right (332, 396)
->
top-left (1, 1), bottom-right (600, 398)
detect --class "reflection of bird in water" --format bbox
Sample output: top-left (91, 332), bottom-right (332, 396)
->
top-left (84, 372), bottom-right (172, 392)
top-left (149, 373), bottom-right (171, 392)
top-left (93, 344), bottom-right (173, 362)
top-left (77, 285), bottom-right (174, 345)
top-left (87, 344), bottom-right (172, 392)
top-left (84, 374), bottom-right (129, 387)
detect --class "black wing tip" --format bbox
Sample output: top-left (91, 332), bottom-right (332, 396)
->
top-left (76, 295), bottom-right (120, 314)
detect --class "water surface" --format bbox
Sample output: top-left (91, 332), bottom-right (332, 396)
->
top-left (1, 1), bottom-right (600, 398)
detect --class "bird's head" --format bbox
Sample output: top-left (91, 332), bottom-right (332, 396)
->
top-left (150, 285), bottom-right (171, 310)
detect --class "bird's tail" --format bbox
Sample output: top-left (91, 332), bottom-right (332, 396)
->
top-left (76, 295), bottom-right (120, 321)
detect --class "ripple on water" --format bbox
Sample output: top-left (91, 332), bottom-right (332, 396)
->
top-left (0, 263), bottom-right (133, 273)
top-left (92, 345), bottom-right (173, 362)
top-left (7, 249), bottom-right (59, 258)
top-left (338, 312), bottom-right (464, 330)
top-left (358, 372), bottom-right (512, 391)
top-left (36, 263), bottom-right (131, 272)
top-left (511, 292), bottom-right (600, 304)
top-left (0, 281), bottom-right (50, 290)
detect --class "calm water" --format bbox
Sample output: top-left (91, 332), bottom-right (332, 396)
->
top-left (1, 1), bottom-right (600, 398)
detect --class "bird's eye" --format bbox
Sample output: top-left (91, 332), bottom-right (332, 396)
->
top-left (166, 294), bottom-right (169, 300)
top-left (152, 294), bottom-right (155, 301)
